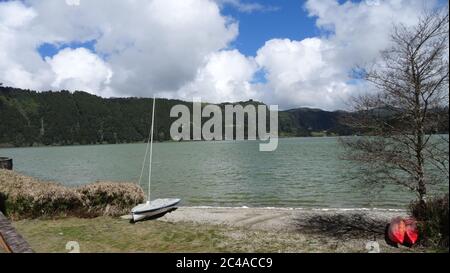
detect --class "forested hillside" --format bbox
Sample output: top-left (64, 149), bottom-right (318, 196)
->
top-left (1, 87), bottom-right (185, 146)
top-left (1, 86), bottom-right (447, 147)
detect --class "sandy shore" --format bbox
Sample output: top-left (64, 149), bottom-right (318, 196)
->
top-left (155, 207), bottom-right (416, 252)
top-left (159, 207), bottom-right (407, 233)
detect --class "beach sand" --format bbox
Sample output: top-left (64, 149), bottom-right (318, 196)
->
top-left (160, 206), bottom-right (406, 233)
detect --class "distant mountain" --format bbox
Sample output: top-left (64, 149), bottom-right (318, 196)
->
top-left (279, 108), bottom-right (353, 137)
top-left (0, 86), bottom-right (399, 147)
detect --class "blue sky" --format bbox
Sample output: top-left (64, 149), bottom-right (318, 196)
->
top-left (221, 0), bottom-right (320, 56)
top-left (38, 40), bottom-right (97, 59)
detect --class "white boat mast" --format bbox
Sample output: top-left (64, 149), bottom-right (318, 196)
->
top-left (137, 95), bottom-right (156, 203)
top-left (147, 95), bottom-right (156, 202)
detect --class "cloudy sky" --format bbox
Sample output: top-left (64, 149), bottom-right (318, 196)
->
top-left (0, 0), bottom-right (447, 110)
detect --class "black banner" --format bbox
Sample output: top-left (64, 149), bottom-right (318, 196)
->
top-left (1, 253), bottom-right (447, 272)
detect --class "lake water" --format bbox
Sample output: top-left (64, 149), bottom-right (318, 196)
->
top-left (1, 137), bottom-right (447, 209)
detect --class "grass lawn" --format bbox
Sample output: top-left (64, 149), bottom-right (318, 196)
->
top-left (12, 216), bottom-right (426, 253)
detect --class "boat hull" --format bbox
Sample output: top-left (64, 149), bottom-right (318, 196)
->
top-left (132, 206), bottom-right (177, 222)
top-left (131, 198), bottom-right (180, 222)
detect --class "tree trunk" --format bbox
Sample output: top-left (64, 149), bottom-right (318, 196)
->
top-left (412, 57), bottom-right (427, 204)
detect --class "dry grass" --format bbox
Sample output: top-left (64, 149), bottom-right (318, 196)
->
top-left (76, 182), bottom-right (145, 217)
top-left (0, 170), bottom-right (144, 219)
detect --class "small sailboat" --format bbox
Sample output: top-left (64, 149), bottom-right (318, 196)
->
top-left (131, 95), bottom-right (180, 223)
top-left (132, 198), bottom-right (180, 222)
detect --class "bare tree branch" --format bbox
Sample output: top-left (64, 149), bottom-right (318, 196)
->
top-left (341, 10), bottom-right (449, 203)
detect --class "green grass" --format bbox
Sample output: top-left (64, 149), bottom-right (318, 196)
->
top-left (13, 217), bottom-right (227, 253)
top-left (12, 217), bottom-right (430, 253)
top-left (11, 217), bottom-right (334, 253)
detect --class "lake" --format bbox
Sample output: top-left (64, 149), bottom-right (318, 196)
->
top-left (1, 137), bottom-right (447, 209)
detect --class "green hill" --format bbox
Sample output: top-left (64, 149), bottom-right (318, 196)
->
top-left (0, 86), bottom-right (357, 147)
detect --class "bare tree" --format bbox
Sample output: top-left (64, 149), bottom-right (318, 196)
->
top-left (341, 10), bottom-right (449, 204)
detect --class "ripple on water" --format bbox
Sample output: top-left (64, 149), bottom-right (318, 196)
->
top-left (1, 138), bottom-right (447, 208)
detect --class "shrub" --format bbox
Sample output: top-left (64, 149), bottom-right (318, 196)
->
top-left (0, 170), bottom-right (84, 219)
top-left (6, 184), bottom-right (83, 219)
top-left (0, 170), bottom-right (144, 219)
top-left (76, 182), bottom-right (145, 217)
top-left (409, 194), bottom-right (449, 249)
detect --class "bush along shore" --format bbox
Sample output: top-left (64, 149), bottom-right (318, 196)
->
top-left (0, 169), bottom-right (144, 220)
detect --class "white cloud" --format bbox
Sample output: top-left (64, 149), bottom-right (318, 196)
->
top-left (0, 1), bottom-right (51, 90)
top-left (1, 0), bottom-right (237, 97)
top-left (65, 0), bottom-right (81, 6)
top-left (255, 38), bottom-right (354, 110)
top-left (0, 0), bottom-right (444, 110)
top-left (251, 0), bottom-right (439, 110)
top-left (256, 38), bottom-right (327, 86)
top-left (46, 48), bottom-right (113, 95)
top-left (175, 49), bottom-right (258, 103)
top-left (0, 1), bottom-right (36, 28)
top-left (305, 0), bottom-right (433, 68)
top-left (98, 0), bottom-right (238, 96)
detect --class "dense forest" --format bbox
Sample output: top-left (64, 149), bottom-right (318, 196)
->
top-left (0, 86), bottom-right (447, 147)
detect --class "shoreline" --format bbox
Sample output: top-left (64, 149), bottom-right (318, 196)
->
top-left (182, 205), bottom-right (407, 212)
top-left (12, 206), bottom-right (420, 253)
top-left (2, 134), bottom-right (448, 149)
top-left (156, 206), bottom-right (407, 233)
top-left (1, 169), bottom-right (410, 218)
top-left (0, 135), bottom-right (349, 149)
